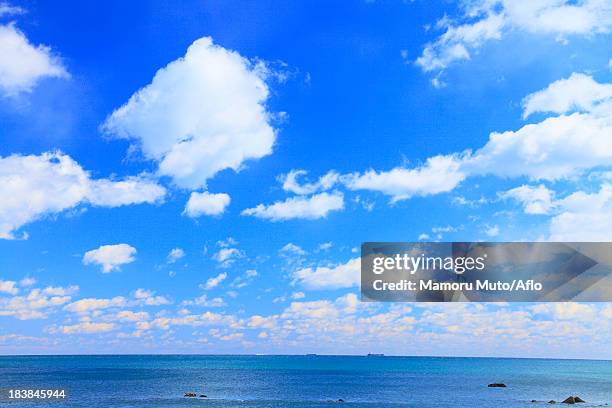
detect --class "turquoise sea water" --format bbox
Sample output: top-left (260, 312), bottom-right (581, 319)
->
top-left (0, 355), bottom-right (610, 407)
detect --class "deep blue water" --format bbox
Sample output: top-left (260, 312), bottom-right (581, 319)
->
top-left (0, 355), bottom-right (610, 407)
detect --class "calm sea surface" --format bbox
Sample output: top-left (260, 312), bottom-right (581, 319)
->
top-left (0, 355), bottom-right (610, 407)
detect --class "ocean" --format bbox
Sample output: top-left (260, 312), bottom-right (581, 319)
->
top-left (0, 355), bottom-right (610, 407)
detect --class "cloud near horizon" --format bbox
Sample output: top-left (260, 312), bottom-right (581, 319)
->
top-left (292, 258), bottom-right (360, 290)
top-left (3, 279), bottom-right (610, 358)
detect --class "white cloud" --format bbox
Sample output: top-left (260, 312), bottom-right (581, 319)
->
top-left (0, 334), bottom-right (45, 345)
top-left (212, 247), bottom-right (244, 267)
top-left (86, 177), bottom-right (165, 207)
top-left (280, 243), bottom-right (306, 255)
top-left (484, 224), bottom-right (500, 237)
top-left (0, 23), bottom-right (68, 96)
top-left (133, 288), bottom-right (171, 306)
top-left (501, 184), bottom-right (555, 214)
top-left (238, 299), bottom-right (610, 357)
top-left (42, 285), bottom-right (78, 296)
top-left (463, 73), bottom-right (612, 181)
top-left (532, 303), bottom-right (598, 321)
top-left (61, 322), bottom-right (116, 334)
top-left (281, 299), bottom-right (340, 319)
top-left (318, 242), bottom-right (333, 251)
top-left (150, 311), bottom-right (235, 331)
top-left (342, 155), bottom-right (466, 202)
top-left (183, 191), bottom-right (230, 217)
top-left (0, 3), bottom-right (25, 16)
top-left (0, 152), bottom-right (165, 239)
top-left (182, 294), bottom-right (226, 307)
top-left (417, 12), bottom-right (503, 72)
top-left (82, 244), bottom-right (137, 273)
top-left (0, 286), bottom-right (75, 320)
top-left (242, 191), bottom-right (344, 221)
top-left (432, 225), bottom-right (457, 234)
top-left (522, 73), bottom-right (612, 118)
top-left (203, 272), bottom-right (227, 290)
top-left (19, 277), bottom-right (36, 287)
top-left (215, 331), bottom-right (244, 342)
top-left (64, 296), bottom-right (126, 313)
top-left (5, 281), bottom-right (608, 356)
top-left (452, 195), bottom-right (489, 207)
top-left (25, 283), bottom-right (609, 356)
top-left (549, 183), bottom-right (612, 241)
top-left (0, 280), bottom-right (18, 295)
top-left (497, 176), bottom-right (612, 240)
top-left (291, 291), bottom-right (305, 300)
top-left (217, 237), bottom-right (238, 248)
top-left (502, 182), bottom-right (612, 241)
top-left (464, 113), bottom-right (612, 180)
top-left (114, 310), bottom-right (150, 322)
top-left (279, 169), bottom-right (340, 195)
top-left (167, 248), bottom-right (185, 264)
top-left (248, 315), bottom-right (277, 329)
top-left (133, 288), bottom-right (151, 299)
top-left (417, 0), bottom-right (612, 74)
top-left (344, 74), bottom-right (612, 201)
top-left (352, 195), bottom-right (375, 212)
top-left (101, 36), bottom-right (276, 189)
top-left (230, 269), bottom-right (258, 289)
top-left (292, 258), bottom-right (360, 290)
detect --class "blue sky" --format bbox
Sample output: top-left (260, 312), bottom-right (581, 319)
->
top-left (1, 0), bottom-right (612, 357)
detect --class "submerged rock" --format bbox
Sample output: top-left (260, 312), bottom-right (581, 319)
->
top-left (488, 383), bottom-right (507, 388)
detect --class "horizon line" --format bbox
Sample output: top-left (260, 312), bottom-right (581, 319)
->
top-left (0, 353), bottom-right (610, 362)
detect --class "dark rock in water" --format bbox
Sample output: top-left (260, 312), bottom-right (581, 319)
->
top-left (338, 399), bottom-right (345, 403)
top-left (562, 396), bottom-right (586, 404)
top-left (488, 383), bottom-right (507, 388)
top-left (548, 401), bottom-right (556, 404)
top-left (199, 395), bottom-right (207, 398)
top-left (562, 396), bottom-right (575, 404)
top-left (184, 392), bottom-right (197, 398)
